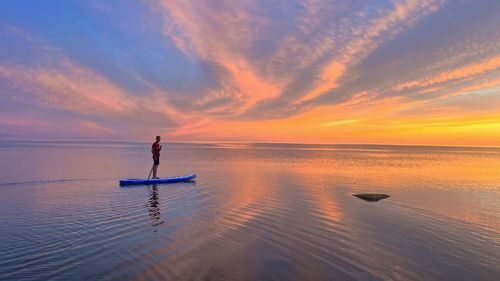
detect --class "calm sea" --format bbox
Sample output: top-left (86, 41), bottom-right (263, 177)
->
top-left (0, 141), bottom-right (499, 281)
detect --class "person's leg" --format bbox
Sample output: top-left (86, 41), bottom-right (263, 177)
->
top-left (152, 164), bottom-right (158, 178)
top-left (152, 156), bottom-right (160, 179)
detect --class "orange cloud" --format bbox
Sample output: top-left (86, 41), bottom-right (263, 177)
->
top-left (163, 89), bottom-right (500, 146)
top-left (154, 0), bottom-right (283, 112)
top-left (295, 62), bottom-right (346, 103)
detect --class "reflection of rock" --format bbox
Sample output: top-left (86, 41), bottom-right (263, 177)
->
top-left (354, 194), bottom-right (390, 202)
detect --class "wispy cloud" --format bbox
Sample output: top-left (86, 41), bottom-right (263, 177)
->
top-left (0, 61), bottom-right (136, 115)
top-left (79, 120), bottom-right (115, 134)
top-left (395, 55), bottom-right (500, 91)
top-left (321, 119), bottom-right (359, 127)
top-left (0, 116), bottom-right (49, 127)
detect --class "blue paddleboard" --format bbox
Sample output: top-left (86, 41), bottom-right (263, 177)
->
top-left (119, 174), bottom-right (196, 186)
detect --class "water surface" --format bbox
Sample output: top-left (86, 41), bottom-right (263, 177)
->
top-left (0, 142), bottom-right (499, 280)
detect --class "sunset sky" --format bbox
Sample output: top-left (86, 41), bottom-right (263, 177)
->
top-left (1, 0), bottom-right (499, 145)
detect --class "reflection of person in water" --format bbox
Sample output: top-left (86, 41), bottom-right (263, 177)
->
top-left (148, 185), bottom-right (164, 227)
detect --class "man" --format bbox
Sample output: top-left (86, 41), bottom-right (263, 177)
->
top-left (151, 136), bottom-right (162, 179)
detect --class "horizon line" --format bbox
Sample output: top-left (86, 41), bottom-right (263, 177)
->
top-left (1, 138), bottom-right (499, 149)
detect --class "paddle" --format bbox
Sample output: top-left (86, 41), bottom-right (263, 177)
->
top-left (147, 164), bottom-right (154, 181)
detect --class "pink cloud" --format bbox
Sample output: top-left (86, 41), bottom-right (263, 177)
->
top-left (0, 116), bottom-right (49, 127)
top-left (0, 61), bottom-right (135, 115)
top-left (395, 55), bottom-right (500, 91)
top-left (79, 120), bottom-right (114, 134)
top-left (152, 0), bottom-right (284, 112)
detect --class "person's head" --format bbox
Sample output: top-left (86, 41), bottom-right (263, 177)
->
top-left (155, 136), bottom-right (161, 142)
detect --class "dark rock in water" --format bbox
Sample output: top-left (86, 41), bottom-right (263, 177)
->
top-left (354, 193), bottom-right (390, 202)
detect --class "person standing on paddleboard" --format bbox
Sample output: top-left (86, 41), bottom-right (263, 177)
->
top-left (151, 136), bottom-right (162, 179)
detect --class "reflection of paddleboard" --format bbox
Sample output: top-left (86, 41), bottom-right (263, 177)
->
top-left (119, 174), bottom-right (196, 186)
